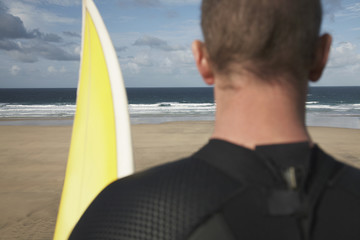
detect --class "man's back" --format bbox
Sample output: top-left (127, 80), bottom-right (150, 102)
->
top-left (70, 140), bottom-right (360, 239)
top-left (69, 0), bottom-right (359, 238)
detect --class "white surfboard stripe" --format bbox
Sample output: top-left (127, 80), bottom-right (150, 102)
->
top-left (85, 0), bottom-right (134, 178)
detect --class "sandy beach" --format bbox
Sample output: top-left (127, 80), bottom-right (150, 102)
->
top-left (0, 121), bottom-right (359, 239)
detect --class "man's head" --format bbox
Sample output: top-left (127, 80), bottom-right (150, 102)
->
top-left (193, 0), bottom-right (331, 85)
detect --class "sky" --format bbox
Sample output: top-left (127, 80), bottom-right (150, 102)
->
top-left (0, 0), bottom-right (359, 88)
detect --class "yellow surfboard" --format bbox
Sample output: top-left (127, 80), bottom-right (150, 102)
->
top-left (53, 1), bottom-right (134, 239)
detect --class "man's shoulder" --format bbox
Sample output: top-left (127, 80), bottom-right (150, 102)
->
top-left (330, 161), bottom-right (360, 198)
top-left (100, 156), bottom-right (238, 206)
top-left (110, 155), bottom-right (238, 194)
top-left (316, 146), bottom-right (360, 197)
top-left (313, 147), bottom-right (360, 239)
top-left (70, 156), bottom-right (238, 240)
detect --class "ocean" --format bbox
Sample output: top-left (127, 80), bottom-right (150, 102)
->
top-left (0, 87), bottom-right (359, 128)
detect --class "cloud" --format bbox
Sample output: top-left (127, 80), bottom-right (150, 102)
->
top-left (327, 42), bottom-right (360, 70)
top-left (31, 42), bottom-right (79, 61)
top-left (322, 0), bottom-right (343, 20)
top-left (170, 49), bottom-right (193, 64)
top-left (2, 39), bottom-right (80, 62)
top-left (338, 2), bottom-right (360, 19)
top-left (8, 51), bottom-right (38, 62)
top-left (117, 0), bottom-right (199, 8)
top-left (133, 0), bottom-right (161, 7)
top-left (29, 29), bottom-right (62, 42)
top-left (166, 10), bottom-right (179, 18)
top-left (346, 2), bottom-right (360, 13)
top-left (48, 65), bottom-right (56, 73)
top-left (10, 65), bottom-right (20, 75)
top-left (4, 0), bottom-right (77, 30)
top-left (133, 35), bottom-right (166, 48)
top-left (133, 35), bottom-right (185, 51)
top-left (23, 0), bottom-right (81, 7)
top-left (74, 45), bottom-right (81, 55)
top-left (63, 31), bottom-right (81, 38)
top-left (118, 0), bottom-right (161, 7)
top-left (134, 53), bottom-right (153, 66)
top-left (164, 0), bottom-right (200, 4)
top-left (324, 1), bottom-right (360, 21)
top-left (59, 66), bottom-right (66, 72)
top-left (0, 4), bottom-right (32, 39)
top-left (47, 65), bottom-right (67, 73)
top-left (123, 62), bottom-right (140, 74)
top-left (120, 47), bottom-right (194, 76)
top-left (0, 3), bottom-right (63, 42)
top-left (116, 46), bottom-right (128, 52)
top-left (0, 38), bottom-right (77, 63)
top-left (0, 39), bottom-right (21, 51)
top-left (0, 2), bottom-right (77, 62)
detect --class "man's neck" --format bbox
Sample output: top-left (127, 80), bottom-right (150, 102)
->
top-left (212, 75), bottom-right (310, 149)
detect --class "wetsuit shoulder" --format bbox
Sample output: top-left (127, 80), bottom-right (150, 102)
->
top-left (313, 149), bottom-right (360, 239)
top-left (69, 157), bottom-right (238, 240)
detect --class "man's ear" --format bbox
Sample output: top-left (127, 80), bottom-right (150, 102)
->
top-left (309, 34), bottom-right (332, 82)
top-left (192, 40), bottom-right (215, 85)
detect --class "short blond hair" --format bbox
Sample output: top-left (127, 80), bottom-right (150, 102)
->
top-left (201, 0), bottom-right (322, 78)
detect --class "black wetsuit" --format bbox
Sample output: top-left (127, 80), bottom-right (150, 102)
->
top-left (69, 140), bottom-right (360, 240)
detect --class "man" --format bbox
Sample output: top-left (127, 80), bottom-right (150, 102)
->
top-left (70, 0), bottom-right (360, 239)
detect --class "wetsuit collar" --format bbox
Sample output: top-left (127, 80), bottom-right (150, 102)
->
top-left (193, 139), bottom-right (312, 188)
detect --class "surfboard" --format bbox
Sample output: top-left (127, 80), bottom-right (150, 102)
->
top-left (53, 1), bottom-right (134, 239)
